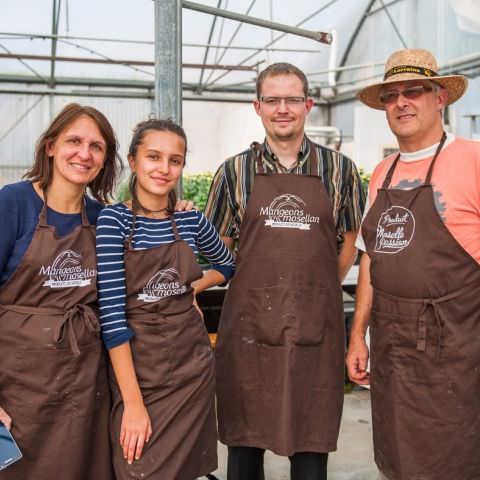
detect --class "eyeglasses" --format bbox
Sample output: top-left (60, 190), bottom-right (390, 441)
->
top-left (379, 85), bottom-right (433, 105)
top-left (260, 96), bottom-right (306, 105)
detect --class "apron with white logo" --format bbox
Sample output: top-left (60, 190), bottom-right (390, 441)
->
top-left (362, 133), bottom-right (480, 480)
top-left (216, 141), bottom-right (345, 456)
top-left (110, 213), bottom-right (217, 480)
top-left (0, 195), bottom-right (112, 480)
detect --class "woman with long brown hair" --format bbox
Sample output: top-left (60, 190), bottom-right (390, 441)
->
top-left (96, 118), bottom-right (234, 479)
top-left (0, 103), bottom-right (122, 479)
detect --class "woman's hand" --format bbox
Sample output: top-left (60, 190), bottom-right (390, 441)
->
top-left (120, 402), bottom-right (152, 464)
top-left (0, 406), bottom-right (12, 430)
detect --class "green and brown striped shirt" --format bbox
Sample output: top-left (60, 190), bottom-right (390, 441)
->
top-left (205, 136), bottom-right (366, 242)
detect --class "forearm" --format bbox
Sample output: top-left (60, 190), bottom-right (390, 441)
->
top-left (221, 235), bottom-right (235, 252)
top-left (108, 343), bottom-right (143, 406)
top-left (350, 253), bottom-right (373, 340)
top-left (192, 269), bottom-right (226, 295)
top-left (338, 230), bottom-right (358, 282)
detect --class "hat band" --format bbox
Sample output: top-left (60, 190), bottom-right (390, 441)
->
top-left (384, 65), bottom-right (438, 80)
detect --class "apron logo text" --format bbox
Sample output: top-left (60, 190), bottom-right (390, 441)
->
top-left (260, 194), bottom-right (319, 230)
top-left (40, 249), bottom-right (96, 288)
top-left (138, 268), bottom-right (187, 302)
top-left (375, 206), bottom-right (416, 254)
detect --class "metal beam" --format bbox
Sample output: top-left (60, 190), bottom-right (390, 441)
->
top-left (154, 0), bottom-right (182, 121)
top-left (379, 0), bottom-right (407, 49)
top-left (49, 0), bottom-right (61, 88)
top-left (0, 87), bottom-right (257, 103)
top-left (197, 0), bottom-right (222, 91)
top-left (0, 53), bottom-right (257, 71)
top-left (205, 0), bottom-right (257, 86)
top-left (335, 0), bottom-right (376, 83)
top-left (0, 31), bottom-right (320, 53)
top-left (182, 1), bottom-right (332, 44)
top-left (205, 0), bottom-right (339, 89)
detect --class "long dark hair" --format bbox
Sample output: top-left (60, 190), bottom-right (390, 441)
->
top-left (128, 118), bottom-right (187, 215)
top-left (24, 103), bottom-right (122, 203)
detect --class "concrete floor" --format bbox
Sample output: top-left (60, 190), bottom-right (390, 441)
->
top-left (208, 389), bottom-right (380, 480)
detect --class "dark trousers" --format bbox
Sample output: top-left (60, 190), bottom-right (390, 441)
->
top-left (227, 446), bottom-right (328, 480)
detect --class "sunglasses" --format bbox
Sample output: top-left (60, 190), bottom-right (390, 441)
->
top-left (260, 96), bottom-right (306, 105)
top-left (379, 85), bottom-right (433, 104)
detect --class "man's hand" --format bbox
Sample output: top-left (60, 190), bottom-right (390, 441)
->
top-left (175, 199), bottom-right (196, 211)
top-left (0, 406), bottom-right (12, 430)
top-left (346, 335), bottom-right (370, 385)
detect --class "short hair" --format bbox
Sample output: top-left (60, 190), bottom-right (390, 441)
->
top-left (256, 62), bottom-right (309, 99)
top-left (25, 103), bottom-right (122, 203)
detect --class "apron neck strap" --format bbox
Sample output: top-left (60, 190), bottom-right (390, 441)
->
top-left (381, 131), bottom-right (447, 189)
top-left (125, 201), bottom-right (139, 251)
top-left (424, 131), bottom-right (447, 185)
top-left (251, 141), bottom-right (268, 174)
top-left (251, 138), bottom-right (317, 176)
top-left (39, 191), bottom-right (89, 227)
top-left (170, 216), bottom-right (181, 241)
top-left (306, 139), bottom-right (320, 177)
top-left (381, 154), bottom-right (401, 190)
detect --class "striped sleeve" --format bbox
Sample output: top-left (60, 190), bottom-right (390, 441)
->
top-left (195, 211), bottom-right (235, 281)
top-left (204, 162), bottom-right (237, 238)
top-left (336, 155), bottom-right (366, 233)
top-left (95, 206), bottom-right (134, 350)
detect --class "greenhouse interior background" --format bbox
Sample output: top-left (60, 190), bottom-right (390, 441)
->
top-left (1, 0), bottom-right (479, 183)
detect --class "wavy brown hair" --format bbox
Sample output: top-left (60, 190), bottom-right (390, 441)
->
top-left (24, 103), bottom-right (122, 203)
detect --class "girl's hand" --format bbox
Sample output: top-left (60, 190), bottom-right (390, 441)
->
top-left (120, 402), bottom-right (152, 464)
top-left (0, 406), bottom-right (12, 430)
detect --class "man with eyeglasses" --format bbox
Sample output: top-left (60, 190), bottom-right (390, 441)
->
top-left (346, 48), bottom-right (480, 480)
top-left (205, 62), bottom-right (365, 479)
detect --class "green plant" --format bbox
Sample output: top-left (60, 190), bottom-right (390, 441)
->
top-left (182, 173), bottom-right (214, 211)
top-left (114, 172), bottom-right (214, 209)
top-left (358, 168), bottom-right (371, 193)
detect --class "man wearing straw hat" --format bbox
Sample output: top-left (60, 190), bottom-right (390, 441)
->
top-left (346, 48), bottom-right (480, 480)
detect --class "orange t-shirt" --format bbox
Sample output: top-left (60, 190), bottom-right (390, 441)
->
top-left (357, 137), bottom-right (480, 263)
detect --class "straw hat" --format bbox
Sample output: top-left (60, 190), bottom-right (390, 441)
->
top-left (357, 48), bottom-right (468, 110)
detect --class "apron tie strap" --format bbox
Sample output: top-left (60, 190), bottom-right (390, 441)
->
top-left (54, 304), bottom-right (99, 356)
top-left (374, 277), bottom-right (480, 359)
top-left (418, 300), bottom-right (445, 359)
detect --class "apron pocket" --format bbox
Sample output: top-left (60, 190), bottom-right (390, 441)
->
top-left (247, 285), bottom-right (327, 346)
top-left (168, 308), bottom-right (214, 387)
top-left (130, 324), bottom-right (174, 388)
top-left (13, 347), bottom-right (76, 424)
top-left (371, 310), bottom-right (444, 385)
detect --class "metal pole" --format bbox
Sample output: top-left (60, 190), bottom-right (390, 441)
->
top-left (182, 0), bottom-right (332, 44)
top-left (154, 0), bottom-right (182, 122)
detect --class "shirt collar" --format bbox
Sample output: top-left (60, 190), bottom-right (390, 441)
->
top-left (262, 136), bottom-right (309, 172)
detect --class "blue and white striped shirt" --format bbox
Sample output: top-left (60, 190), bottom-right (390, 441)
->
top-left (96, 203), bottom-right (235, 349)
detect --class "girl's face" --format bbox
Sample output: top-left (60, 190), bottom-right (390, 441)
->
top-left (47, 114), bottom-right (107, 188)
top-left (128, 130), bottom-right (185, 200)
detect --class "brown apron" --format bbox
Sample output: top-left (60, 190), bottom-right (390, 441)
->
top-left (362, 133), bottom-right (480, 480)
top-left (216, 141), bottom-right (345, 456)
top-left (110, 213), bottom-right (217, 480)
top-left (0, 196), bottom-right (112, 480)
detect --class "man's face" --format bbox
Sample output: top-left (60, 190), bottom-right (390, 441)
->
top-left (382, 80), bottom-right (447, 147)
top-left (254, 74), bottom-right (313, 142)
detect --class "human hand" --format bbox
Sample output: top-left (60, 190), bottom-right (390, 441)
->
top-left (346, 336), bottom-right (370, 385)
top-left (175, 199), bottom-right (197, 212)
top-left (120, 402), bottom-right (152, 464)
top-left (0, 406), bottom-right (12, 430)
